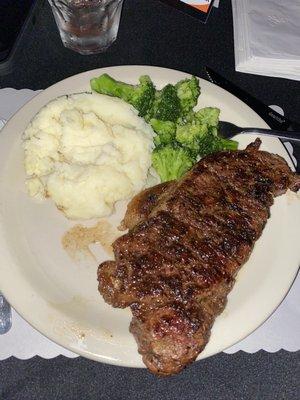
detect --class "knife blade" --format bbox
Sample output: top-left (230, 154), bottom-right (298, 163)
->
top-left (205, 66), bottom-right (300, 172)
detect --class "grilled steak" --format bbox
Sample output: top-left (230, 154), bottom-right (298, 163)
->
top-left (120, 181), bottom-right (173, 231)
top-left (98, 139), bottom-right (300, 376)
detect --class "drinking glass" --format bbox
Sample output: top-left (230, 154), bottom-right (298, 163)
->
top-left (0, 293), bottom-right (12, 334)
top-left (48, 0), bottom-right (124, 55)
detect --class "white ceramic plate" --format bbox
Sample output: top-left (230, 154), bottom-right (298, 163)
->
top-left (0, 66), bottom-right (299, 368)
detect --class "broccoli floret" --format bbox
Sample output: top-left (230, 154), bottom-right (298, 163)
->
top-left (197, 129), bottom-right (238, 157)
top-left (175, 76), bottom-right (201, 116)
top-left (90, 74), bottom-right (155, 117)
top-left (152, 144), bottom-right (195, 182)
top-left (176, 108), bottom-right (237, 156)
top-left (194, 107), bottom-right (220, 127)
top-left (176, 122), bottom-right (208, 152)
top-left (150, 119), bottom-right (176, 146)
top-left (147, 84), bottom-right (181, 122)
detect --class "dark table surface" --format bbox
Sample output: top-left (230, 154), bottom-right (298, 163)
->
top-left (0, 0), bottom-right (299, 399)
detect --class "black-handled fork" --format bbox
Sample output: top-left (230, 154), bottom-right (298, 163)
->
top-left (218, 121), bottom-right (300, 142)
top-left (205, 67), bottom-right (300, 172)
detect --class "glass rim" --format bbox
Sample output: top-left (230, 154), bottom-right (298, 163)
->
top-left (48, 0), bottom-right (123, 9)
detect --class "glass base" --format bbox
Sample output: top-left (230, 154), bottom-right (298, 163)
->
top-left (61, 34), bottom-right (117, 55)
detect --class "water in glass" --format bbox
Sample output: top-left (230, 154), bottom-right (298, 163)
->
top-left (48, 0), bottom-right (124, 54)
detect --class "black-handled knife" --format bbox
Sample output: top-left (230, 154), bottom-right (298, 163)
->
top-left (205, 66), bottom-right (300, 172)
top-left (205, 67), bottom-right (300, 132)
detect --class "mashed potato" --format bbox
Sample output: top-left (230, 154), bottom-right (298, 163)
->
top-left (23, 93), bottom-right (155, 219)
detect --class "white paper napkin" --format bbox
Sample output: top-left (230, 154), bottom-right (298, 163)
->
top-left (0, 88), bottom-right (299, 360)
top-left (232, 0), bottom-right (300, 81)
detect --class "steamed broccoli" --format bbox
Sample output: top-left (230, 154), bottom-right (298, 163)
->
top-left (90, 74), bottom-right (200, 123)
top-left (175, 107), bottom-right (237, 156)
top-left (147, 84), bottom-right (181, 122)
top-left (150, 119), bottom-right (176, 146)
top-left (90, 74), bottom-right (155, 117)
top-left (152, 144), bottom-right (195, 182)
top-left (176, 122), bottom-right (208, 153)
top-left (197, 129), bottom-right (238, 157)
top-left (175, 76), bottom-right (201, 116)
top-left (194, 107), bottom-right (220, 127)
top-left (198, 127), bottom-right (238, 157)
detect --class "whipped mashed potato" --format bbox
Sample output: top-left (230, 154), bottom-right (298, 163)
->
top-left (23, 93), bottom-right (155, 219)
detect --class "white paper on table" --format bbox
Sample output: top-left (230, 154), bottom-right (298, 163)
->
top-left (0, 88), bottom-right (299, 360)
top-left (248, 1), bottom-right (300, 60)
top-left (232, 0), bottom-right (300, 81)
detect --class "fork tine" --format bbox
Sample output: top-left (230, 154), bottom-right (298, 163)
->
top-left (218, 121), bottom-right (241, 139)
